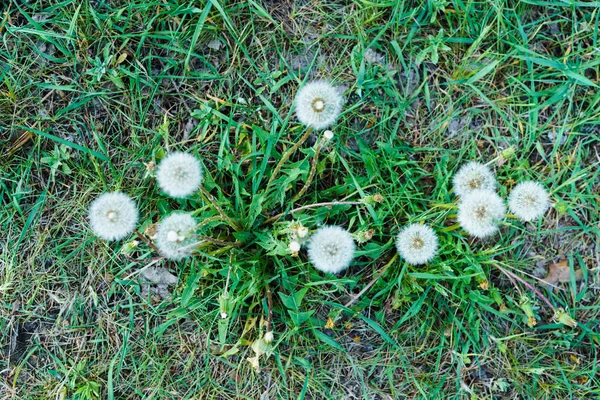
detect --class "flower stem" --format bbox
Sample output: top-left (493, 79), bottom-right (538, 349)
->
top-left (262, 200), bottom-right (363, 225)
top-left (292, 138), bottom-right (324, 202)
top-left (344, 253), bottom-right (399, 309)
top-left (199, 186), bottom-right (242, 231)
top-left (265, 127), bottom-right (313, 192)
top-left (492, 263), bottom-right (555, 311)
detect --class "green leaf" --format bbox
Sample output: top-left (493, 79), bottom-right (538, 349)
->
top-left (313, 329), bottom-right (343, 350)
top-left (288, 310), bottom-right (314, 327)
top-left (279, 287), bottom-right (309, 311)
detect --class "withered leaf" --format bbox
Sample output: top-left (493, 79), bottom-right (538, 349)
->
top-left (541, 260), bottom-right (582, 289)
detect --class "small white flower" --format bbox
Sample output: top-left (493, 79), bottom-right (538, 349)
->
top-left (264, 331), bottom-right (274, 343)
top-left (307, 226), bottom-right (355, 274)
top-left (396, 224), bottom-right (439, 265)
top-left (323, 130), bottom-right (334, 140)
top-left (288, 241), bottom-right (301, 253)
top-left (294, 81), bottom-right (343, 130)
top-left (458, 190), bottom-right (506, 238)
top-left (156, 152), bottom-right (203, 198)
top-left (155, 213), bottom-right (198, 260)
top-left (453, 161), bottom-right (496, 197)
top-left (509, 181), bottom-right (550, 221)
top-left (88, 192), bottom-right (138, 241)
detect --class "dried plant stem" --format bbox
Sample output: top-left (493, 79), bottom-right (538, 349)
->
top-left (135, 231), bottom-right (159, 252)
top-left (266, 127), bottom-right (313, 191)
top-left (493, 263), bottom-right (555, 311)
top-left (262, 200), bottom-right (363, 225)
top-left (344, 253), bottom-right (399, 309)
top-left (265, 284), bottom-right (273, 333)
top-left (292, 139), bottom-right (323, 202)
top-left (199, 186), bottom-right (242, 231)
top-left (196, 235), bottom-right (240, 247)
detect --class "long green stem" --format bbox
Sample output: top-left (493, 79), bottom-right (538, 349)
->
top-left (262, 200), bottom-right (363, 226)
top-left (199, 186), bottom-right (242, 231)
top-left (292, 138), bottom-right (323, 202)
top-left (344, 253), bottom-right (399, 309)
top-left (265, 127), bottom-right (313, 191)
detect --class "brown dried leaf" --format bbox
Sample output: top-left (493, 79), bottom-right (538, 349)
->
top-left (541, 259), bottom-right (582, 288)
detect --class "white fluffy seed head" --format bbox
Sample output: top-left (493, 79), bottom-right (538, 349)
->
top-left (509, 181), bottom-right (550, 222)
top-left (307, 226), bottom-right (355, 274)
top-left (155, 213), bottom-right (198, 260)
top-left (396, 224), bottom-right (439, 265)
top-left (88, 192), bottom-right (138, 241)
top-left (453, 161), bottom-right (496, 197)
top-left (294, 81), bottom-right (343, 130)
top-left (458, 190), bottom-right (506, 238)
top-left (156, 152), bottom-right (203, 198)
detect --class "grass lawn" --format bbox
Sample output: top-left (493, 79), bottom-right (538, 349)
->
top-left (1, 0), bottom-right (600, 398)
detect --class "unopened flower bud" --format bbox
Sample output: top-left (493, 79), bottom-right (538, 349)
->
top-left (519, 295), bottom-right (537, 327)
top-left (289, 241), bottom-right (301, 254)
top-left (323, 130), bottom-right (334, 140)
top-left (264, 331), bottom-right (274, 343)
top-left (297, 226), bottom-right (309, 238)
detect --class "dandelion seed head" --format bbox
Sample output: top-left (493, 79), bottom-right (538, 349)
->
top-left (307, 226), bottom-right (355, 274)
top-left (156, 152), bottom-right (203, 198)
top-left (88, 192), bottom-right (138, 241)
top-left (458, 189), bottom-right (506, 238)
top-left (294, 81), bottom-right (343, 130)
top-left (396, 224), bottom-right (439, 265)
top-left (155, 213), bottom-right (198, 260)
top-left (453, 161), bottom-right (496, 197)
top-left (508, 180), bottom-right (550, 222)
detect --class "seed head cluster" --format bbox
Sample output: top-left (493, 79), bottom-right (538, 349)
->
top-left (453, 161), bottom-right (496, 197)
top-left (508, 181), bottom-right (550, 221)
top-left (156, 152), bottom-right (203, 198)
top-left (396, 224), bottom-right (439, 265)
top-left (155, 213), bottom-right (198, 260)
top-left (88, 192), bottom-right (138, 241)
top-left (294, 81), bottom-right (343, 130)
top-left (307, 226), bottom-right (355, 274)
top-left (458, 189), bottom-right (506, 238)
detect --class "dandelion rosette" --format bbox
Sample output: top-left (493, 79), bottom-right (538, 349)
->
top-left (307, 225), bottom-right (355, 274)
top-left (452, 161), bottom-right (496, 197)
top-left (89, 192), bottom-right (138, 241)
top-left (156, 152), bottom-right (203, 198)
top-left (508, 180), bottom-right (550, 222)
top-left (396, 223), bottom-right (439, 265)
top-left (155, 213), bottom-right (198, 260)
top-left (294, 81), bottom-right (343, 130)
top-left (458, 189), bottom-right (506, 238)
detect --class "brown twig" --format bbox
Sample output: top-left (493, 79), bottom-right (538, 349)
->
top-left (344, 253), bottom-right (399, 309)
top-left (135, 231), bottom-right (159, 252)
top-left (262, 200), bottom-right (364, 226)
